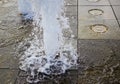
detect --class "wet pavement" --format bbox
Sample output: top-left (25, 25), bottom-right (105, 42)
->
top-left (78, 0), bottom-right (120, 83)
top-left (0, 0), bottom-right (120, 84)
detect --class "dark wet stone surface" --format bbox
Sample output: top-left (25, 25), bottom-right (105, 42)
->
top-left (77, 39), bottom-right (120, 84)
top-left (77, 1), bottom-right (120, 83)
top-left (16, 69), bottom-right (78, 84)
top-left (0, 69), bottom-right (18, 84)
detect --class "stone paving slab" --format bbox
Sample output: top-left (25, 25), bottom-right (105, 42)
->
top-left (119, 20), bottom-right (120, 26)
top-left (65, 0), bottom-right (77, 6)
top-left (0, 0), bottom-right (17, 7)
top-left (65, 5), bottom-right (78, 38)
top-left (0, 2), bottom-right (19, 20)
top-left (113, 6), bottom-right (120, 20)
top-left (78, 0), bottom-right (110, 6)
top-left (65, 5), bottom-right (77, 16)
top-left (77, 39), bottom-right (120, 84)
top-left (15, 77), bottom-right (28, 84)
top-left (78, 20), bottom-right (120, 39)
top-left (78, 6), bottom-right (116, 20)
top-left (0, 69), bottom-right (18, 84)
top-left (18, 70), bottom-right (28, 77)
top-left (109, 0), bottom-right (120, 5)
top-left (15, 76), bottom-right (58, 84)
top-left (61, 5), bottom-right (78, 42)
top-left (109, 40), bottom-right (120, 60)
top-left (77, 39), bottom-right (120, 66)
top-left (67, 15), bottom-right (78, 38)
top-left (17, 69), bottom-right (78, 84)
top-left (0, 54), bottom-right (18, 69)
top-left (0, 45), bottom-right (19, 69)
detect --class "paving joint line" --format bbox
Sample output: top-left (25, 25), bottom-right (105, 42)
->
top-left (14, 70), bottom-right (21, 84)
top-left (77, 0), bottom-right (79, 83)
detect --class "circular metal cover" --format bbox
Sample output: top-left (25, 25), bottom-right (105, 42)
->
top-left (87, 0), bottom-right (100, 2)
top-left (88, 9), bottom-right (104, 16)
top-left (90, 24), bottom-right (108, 33)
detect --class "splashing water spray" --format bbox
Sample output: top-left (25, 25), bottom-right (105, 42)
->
top-left (18, 0), bottom-right (78, 83)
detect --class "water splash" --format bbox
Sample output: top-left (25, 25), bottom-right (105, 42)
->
top-left (18, 0), bottom-right (77, 83)
top-left (18, 0), bottom-right (34, 19)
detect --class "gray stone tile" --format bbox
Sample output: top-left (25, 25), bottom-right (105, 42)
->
top-left (78, 20), bottom-right (120, 39)
top-left (66, 69), bottom-right (78, 76)
top-left (78, 39), bottom-right (120, 83)
top-left (0, 55), bottom-right (19, 69)
top-left (67, 15), bottom-right (78, 38)
top-left (0, 69), bottom-right (18, 84)
top-left (65, 6), bottom-right (77, 16)
top-left (0, 46), bottom-right (19, 69)
top-left (78, 39), bottom-right (113, 66)
top-left (0, 4), bottom-right (19, 21)
top-left (109, 40), bottom-right (120, 60)
top-left (18, 70), bottom-right (27, 77)
top-left (65, 0), bottom-right (77, 5)
top-left (64, 6), bottom-right (78, 39)
top-left (113, 6), bottom-right (120, 20)
top-left (109, 0), bottom-right (120, 5)
top-left (78, 6), bottom-right (116, 20)
top-left (16, 76), bottom-right (62, 84)
top-left (119, 20), bottom-right (120, 25)
top-left (78, 0), bottom-right (110, 6)
top-left (15, 77), bottom-right (28, 84)
top-left (0, 0), bottom-right (17, 7)
top-left (78, 39), bottom-right (120, 66)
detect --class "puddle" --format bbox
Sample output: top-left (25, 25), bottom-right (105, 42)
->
top-left (88, 9), bottom-right (104, 16)
top-left (18, 0), bottom-right (77, 83)
top-left (90, 24), bottom-right (108, 33)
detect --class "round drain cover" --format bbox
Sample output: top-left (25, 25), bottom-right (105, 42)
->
top-left (90, 24), bottom-right (108, 33)
top-left (87, 0), bottom-right (100, 2)
top-left (88, 9), bottom-right (104, 16)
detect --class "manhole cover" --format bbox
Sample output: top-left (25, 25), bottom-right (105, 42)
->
top-left (88, 9), bottom-right (104, 16)
top-left (87, 0), bottom-right (100, 2)
top-left (90, 24), bottom-right (108, 33)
